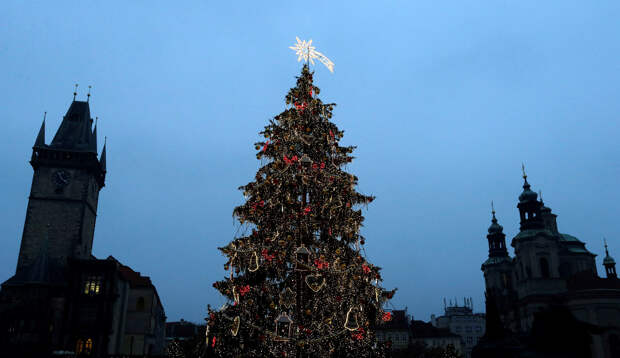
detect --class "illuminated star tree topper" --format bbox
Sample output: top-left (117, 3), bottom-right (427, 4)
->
top-left (289, 36), bottom-right (335, 73)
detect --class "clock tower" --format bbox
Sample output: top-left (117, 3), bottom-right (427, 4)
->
top-left (15, 99), bottom-right (106, 280)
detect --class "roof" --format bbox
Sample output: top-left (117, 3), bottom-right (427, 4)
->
top-left (106, 256), bottom-right (165, 316)
top-left (514, 229), bottom-right (553, 240)
top-left (49, 101), bottom-right (97, 152)
top-left (559, 233), bottom-right (583, 243)
top-left (482, 256), bottom-right (512, 267)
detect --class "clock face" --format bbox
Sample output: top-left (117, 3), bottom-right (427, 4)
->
top-left (52, 170), bottom-right (71, 188)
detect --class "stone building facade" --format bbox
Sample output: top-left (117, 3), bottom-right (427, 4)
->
top-left (431, 299), bottom-right (485, 358)
top-left (480, 170), bottom-right (620, 358)
top-left (0, 99), bottom-right (166, 357)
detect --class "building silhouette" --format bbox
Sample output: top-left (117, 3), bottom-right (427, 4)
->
top-left (431, 298), bottom-right (485, 358)
top-left (0, 98), bottom-right (166, 357)
top-left (479, 170), bottom-right (620, 357)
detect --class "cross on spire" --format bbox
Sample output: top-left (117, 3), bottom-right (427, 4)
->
top-left (73, 84), bottom-right (79, 101)
top-left (605, 238), bottom-right (609, 256)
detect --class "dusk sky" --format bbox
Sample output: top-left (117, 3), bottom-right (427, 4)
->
top-left (1, 1), bottom-right (619, 323)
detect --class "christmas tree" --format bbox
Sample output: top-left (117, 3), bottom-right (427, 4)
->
top-left (206, 49), bottom-right (394, 357)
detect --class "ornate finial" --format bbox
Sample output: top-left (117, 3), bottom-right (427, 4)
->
top-left (289, 37), bottom-right (334, 73)
top-left (491, 200), bottom-right (495, 214)
top-left (43, 111), bottom-right (47, 121)
top-left (605, 237), bottom-right (609, 256)
top-left (73, 84), bottom-right (78, 101)
top-left (521, 163), bottom-right (527, 179)
top-left (95, 116), bottom-right (98, 126)
top-left (87, 85), bottom-right (92, 102)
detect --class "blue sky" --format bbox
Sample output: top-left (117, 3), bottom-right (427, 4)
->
top-left (1, 1), bottom-right (619, 323)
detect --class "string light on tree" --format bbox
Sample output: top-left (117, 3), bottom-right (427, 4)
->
top-left (205, 38), bottom-right (393, 357)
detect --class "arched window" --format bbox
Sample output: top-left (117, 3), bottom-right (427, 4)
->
top-left (540, 258), bottom-right (550, 278)
top-left (137, 296), bottom-right (145, 311)
top-left (76, 337), bottom-right (93, 355)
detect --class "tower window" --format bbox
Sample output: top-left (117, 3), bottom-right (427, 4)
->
top-left (76, 338), bottom-right (93, 355)
top-left (540, 258), bottom-right (550, 278)
top-left (83, 276), bottom-right (102, 295)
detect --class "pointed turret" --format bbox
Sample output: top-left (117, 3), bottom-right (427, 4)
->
top-left (50, 100), bottom-right (96, 152)
top-left (34, 116), bottom-right (46, 147)
top-left (99, 137), bottom-right (107, 173)
top-left (538, 190), bottom-right (559, 234)
top-left (517, 164), bottom-right (543, 231)
top-left (603, 239), bottom-right (617, 279)
top-left (487, 201), bottom-right (509, 259)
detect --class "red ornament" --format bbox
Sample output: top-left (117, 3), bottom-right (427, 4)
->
top-left (382, 312), bottom-right (392, 322)
top-left (352, 327), bottom-right (365, 340)
top-left (312, 163), bottom-right (318, 169)
top-left (291, 155), bottom-right (298, 162)
top-left (239, 285), bottom-right (250, 296)
top-left (294, 102), bottom-right (307, 112)
top-left (211, 336), bottom-right (216, 348)
top-left (261, 249), bottom-right (275, 262)
top-left (309, 88), bottom-right (313, 97)
top-left (303, 206), bottom-right (311, 215)
top-left (320, 162), bottom-right (325, 169)
top-left (262, 140), bottom-right (270, 152)
top-left (314, 258), bottom-right (329, 269)
top-left (362, 264), bottom-right (371, 274)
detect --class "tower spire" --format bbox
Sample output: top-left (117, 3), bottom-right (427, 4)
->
top-left (521, 162), bottom-right (530, 189)
top-left (87, 85), bottom-right (92, 103)
top-left (603, 238), bottom-right (617, 279)
top-left (485, 201), bottom-right (508, 260)
top-left (100, 136), bottom-right (107, 172)
top-left (34, 112), bottom-right (46, 147)
top-left (73, 84), bottom-right (78, 101)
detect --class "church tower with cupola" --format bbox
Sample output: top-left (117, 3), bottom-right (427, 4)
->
top-left (604, 239), bottom-right (618, 279)
top-left (481, 203), bottom-right (518, 330)
top-left (15, 92), bottom-right (106, 281)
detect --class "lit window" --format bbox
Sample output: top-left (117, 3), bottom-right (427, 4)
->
top-left (83, 276), bottom-right (102, 295)
top-left (76, 337), bottom-right (93, 355)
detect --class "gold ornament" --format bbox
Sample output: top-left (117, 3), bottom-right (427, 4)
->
top-left (248, 251), bottom-right (260, 272)
top-left (305, 274), bottom-right (326, 292)
top-left (344, 307), bottom-right (359, 331)
top-left (232, 286), bottom-right (240, 304)
top-left (231, 316), bottom-right (240, 336)
top-left (279, 288), bottom-right (295, 309)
